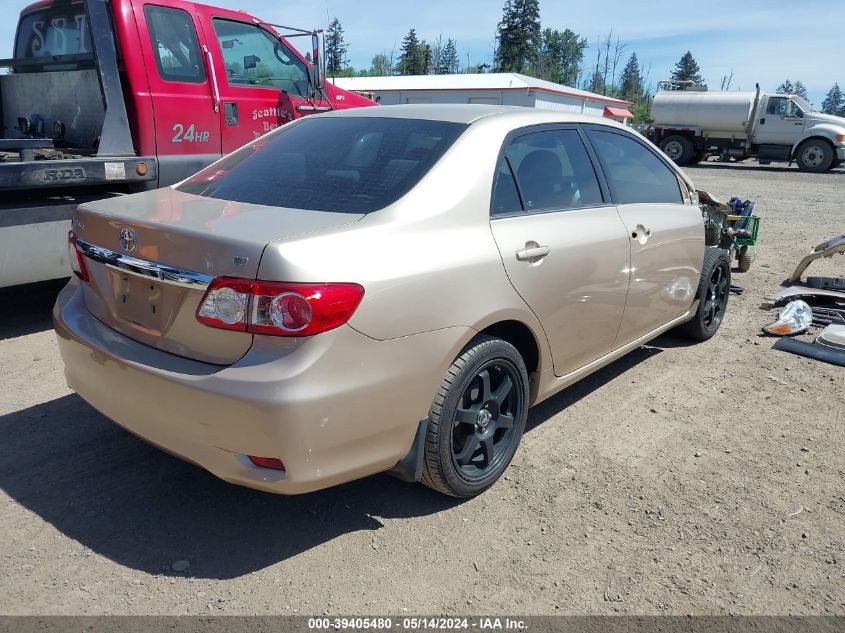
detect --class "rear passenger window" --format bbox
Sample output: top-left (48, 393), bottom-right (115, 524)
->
top-left (491, 158), bottom-right (522, 216)
top-left (506, 130), bottom-right (603, 212)
top-left (145, 5), bottom-right (206, 84)
top-left (589, 130), bottom-right (682, 204)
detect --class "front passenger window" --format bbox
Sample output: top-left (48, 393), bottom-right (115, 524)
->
top-left (589, 130), bottom-right (682, 205)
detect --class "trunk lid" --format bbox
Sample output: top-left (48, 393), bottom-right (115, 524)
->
top-left (74, 188), bottom-right (364, 364)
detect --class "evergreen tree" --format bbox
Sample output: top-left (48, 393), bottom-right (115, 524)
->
top-left (618, 52), bottom-right (644, 101)
top-left (325, 18), bottom-right (349, 75)
top-left (419, 41), bottom-right (433, 74)
top-left (821, 83), bottom-right (845, 115)
top-left (369, 53), bottom-right (391, 77)
top-left (776, 78), bottom-right (795, 94)
top-left (494, 0), bottom-right (541, 73)
top-left (670, 51), bottom-right (704, 85)
top-left (534, 28), bottom-right (587, 86)
top-left (793, 80), bottom-right (808, 99)
top-left (587, 68), bottom-right (604, 95)
top-left (438, 38), bottom-right (460, 74)
top-left (397, 29), bottom-right (422, 75)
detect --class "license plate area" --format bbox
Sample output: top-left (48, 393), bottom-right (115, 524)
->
top-left (111, 271), bottom-right (167, 334)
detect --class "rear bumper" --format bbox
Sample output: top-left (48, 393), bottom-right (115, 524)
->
top-left (53, 279), bottom-right (470, 494)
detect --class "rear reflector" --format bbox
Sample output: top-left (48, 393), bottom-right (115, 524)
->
top-left (197, 277), bottom-right (364, 337)
top-left (248, 456), bottom-right (285, 471)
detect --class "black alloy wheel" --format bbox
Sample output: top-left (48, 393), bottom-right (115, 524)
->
top-left (451, 362), bottom-right (523, 481)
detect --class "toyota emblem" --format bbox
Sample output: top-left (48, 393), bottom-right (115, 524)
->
top-left (119, 228), bottom-right (137, 252)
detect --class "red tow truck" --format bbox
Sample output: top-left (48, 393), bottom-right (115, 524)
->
top-left (0, 0), bottom-right (374, 287)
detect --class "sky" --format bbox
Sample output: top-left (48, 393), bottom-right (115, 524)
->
top-left (2, 0), bottom-right (841, 106)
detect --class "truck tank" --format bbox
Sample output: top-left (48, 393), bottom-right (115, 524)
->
top-left (651, 91), bottom-right (757, 134)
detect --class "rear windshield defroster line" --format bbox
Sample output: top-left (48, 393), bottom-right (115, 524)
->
top-left (177, 117), bottom-right (468, 213)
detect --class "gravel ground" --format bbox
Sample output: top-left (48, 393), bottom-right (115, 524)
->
top-left (0, 162), bottom-right (843, 616)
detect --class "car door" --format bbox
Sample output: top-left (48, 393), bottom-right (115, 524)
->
top-left (134, 1), bottom-right (222, 185)
top-left (489, 127), bottom-right (632, 377)
top-left (755, 96), bottom-right (805, 145)
top-left (585, 126), bottom-right (704, 348)
top-left (201, 14), bottom-right (325, 153)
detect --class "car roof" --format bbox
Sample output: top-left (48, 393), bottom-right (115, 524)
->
top-left (319, 103), bottom-right (628, 128)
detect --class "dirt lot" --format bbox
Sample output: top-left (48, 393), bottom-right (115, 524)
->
top-left (0, 163), bottom-right (843, 616)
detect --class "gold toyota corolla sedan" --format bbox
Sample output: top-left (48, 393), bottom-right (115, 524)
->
top-left (54, 105), bottom-right (730, 497)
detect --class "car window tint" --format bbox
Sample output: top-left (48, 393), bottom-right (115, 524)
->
top-left (177, 117), bottom-right (466, 213)
top-left (213, 19), bottom-right (309, 98)
top-left (505, 130), bottom-right (602, 211)
top-left (491, 158), bottom-right (522, 216)
top-left (144, 5), bottom-right (205, 84)
top-left (589, 130), bottom-right (682, 204)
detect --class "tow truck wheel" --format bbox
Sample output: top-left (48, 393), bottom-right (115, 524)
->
top-left (796, 139), bottom-right (834, 172)
top-left (660, 135), bottom-right (695, 166)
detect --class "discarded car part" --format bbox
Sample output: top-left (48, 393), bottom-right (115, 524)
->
top-left (763, 300), bottom-right (813, 336)
top-left (811, 306), bottom-right (845, 327)
top-left (816, 324), bottom-right (845, 350)
top-left (772, 337), bottom-right (845, 368)
top-left (806, 276), bottom-right (845, 291)
top-left (729, 284), bottom-right (745, 295)
top-left (762, 286), bottom-right (845, 309)
top-left (789, 234), bottom-right (845, 283)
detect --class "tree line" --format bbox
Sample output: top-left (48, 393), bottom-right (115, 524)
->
top-left (321, 3), bottom-right (843, 120)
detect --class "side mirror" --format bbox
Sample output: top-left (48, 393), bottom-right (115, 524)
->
top-left (310, 32), bottom-right (324, 94)
top-left (243, 55), bottom-right (259, 70)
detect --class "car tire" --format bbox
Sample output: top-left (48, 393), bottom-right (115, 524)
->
top-left (421, 335), bottom-right (529, 498)
top-left (795, 139), bottom-right (834, 172)
top-left (737, 245), bottom-right (752, 272)
top-left (676, 247), bottom-right (731, 341)
top-left (660, 135), bottom-right (695, 165)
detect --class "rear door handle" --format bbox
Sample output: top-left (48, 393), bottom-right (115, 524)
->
top-left (515, 245), bottom-right (550, 261)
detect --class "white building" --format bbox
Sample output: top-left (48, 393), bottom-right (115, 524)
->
top-left (332, 73), bottom-right (635, 121)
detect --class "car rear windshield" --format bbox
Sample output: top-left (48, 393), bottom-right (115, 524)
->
top-left (16, 6), bottom-right (92, 65)
top-left (176, 117), bottom-right (467, 213)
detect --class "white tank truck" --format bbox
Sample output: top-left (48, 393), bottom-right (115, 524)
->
top-left (647, 80), bottom-right (845, 172)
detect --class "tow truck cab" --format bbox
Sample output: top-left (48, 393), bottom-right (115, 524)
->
top-left (3, 0), bottom-right (374, 189)
top-left (0, 0), bottom-right (374, 287)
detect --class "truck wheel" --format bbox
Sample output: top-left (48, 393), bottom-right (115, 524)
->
top-left (660, 135), bottom-right (695, 165)
top-left (737, 245), bottom-right (753, 272)
top-left (676, 247), bottom-right (731, 341)
top-left (795, 139), bottom-right (834, 172)
top-left (421, 335), bottom-right (528, 498)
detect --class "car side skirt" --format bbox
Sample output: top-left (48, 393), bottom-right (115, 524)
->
top-left (532, 303), bottom-right (698, 405)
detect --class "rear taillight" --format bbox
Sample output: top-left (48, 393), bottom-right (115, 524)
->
top-left (196, 278), bottom-right (364, 337)
top-left (67, 231), bottom-right (89, 282)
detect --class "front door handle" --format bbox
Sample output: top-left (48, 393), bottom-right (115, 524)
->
top-left (515, 244), bottom-right (550, 261)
